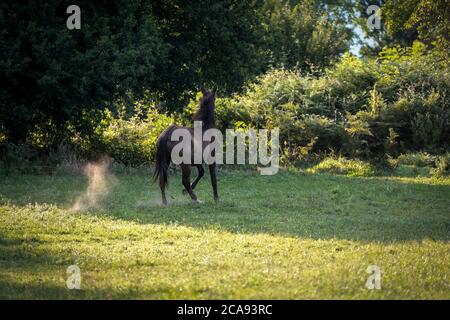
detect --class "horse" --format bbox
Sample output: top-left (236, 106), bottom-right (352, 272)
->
top-left (153, 86), bottom-right (219, 206)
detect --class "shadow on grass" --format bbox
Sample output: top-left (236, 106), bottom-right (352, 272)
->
top-left (0, 278), bottom-right (135, 299)
top-left (0, 234), bottom-right (169, 299)
top-left (1, 171), bottom-right (449, 243)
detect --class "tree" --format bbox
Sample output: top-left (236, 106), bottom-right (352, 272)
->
top-left (383, 0), bottom-right (450, 51)
top-left (0, 0), bottom-right (359, 146)
top-left (356, 0), bottom-right (450, 56)
top-left (149, 0), bottom-right (355, 109)
top-left (261, 0), bottom-right (353, 71)
top-left (0, 0), bottom-right (167, 144)
top-left (149, 0), bottom-right (267, 109)
top-left (355, 0), bottom-right (417, 56)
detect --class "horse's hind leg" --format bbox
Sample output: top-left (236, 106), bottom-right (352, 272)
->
top-left (209, 163), bottom-right (219, 203)
top-left (181, 164), bottom-right (199, 203)
top-left (159, 174), bottom-right (168, 206)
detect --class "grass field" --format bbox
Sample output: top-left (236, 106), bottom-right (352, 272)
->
top-left (0, 167), bottom-right (449, 299)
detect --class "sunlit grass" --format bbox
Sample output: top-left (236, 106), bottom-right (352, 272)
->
top-left (0, 169), bottom-right (449, 299)
top-left (307, 157), bottom-right (376, 177)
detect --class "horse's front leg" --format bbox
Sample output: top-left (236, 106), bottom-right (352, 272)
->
top-left (181, 164), bottom-right (199, 203)
top-left (182, 164), bottom-right (204, 194)
top-left (209, 163), bottom-right (219, 203)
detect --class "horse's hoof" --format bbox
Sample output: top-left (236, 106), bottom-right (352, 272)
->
top-left (192, 199), bottom-right (203, 204)
top-left (214, 197), bottom-right (219, 204)
top-left (162, 201), bottom-right (168, 207)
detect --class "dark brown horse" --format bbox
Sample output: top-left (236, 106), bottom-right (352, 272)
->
top-left (153, 87), bottom-right (219, 205)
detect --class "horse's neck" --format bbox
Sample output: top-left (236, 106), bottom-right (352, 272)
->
top-left (194, 108), bottom-right (215, 129)
top-left (203, 123), bottom-right (215, 130)
top-left (197, 120), bottom-right (215, 131)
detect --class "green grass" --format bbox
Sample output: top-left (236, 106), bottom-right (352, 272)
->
top-left (0, 168), bottom-right (449, 299)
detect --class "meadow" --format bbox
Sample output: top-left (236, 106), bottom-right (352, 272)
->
top-left (0, 166), bottom-right (449, 299)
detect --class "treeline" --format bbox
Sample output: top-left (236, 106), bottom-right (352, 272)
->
top-left (212, 44), bottom-right (450, 164)
top-left (1, 0), bottom-right (449, 170)
top-left (0, 0), bottom-right (354, 145)
top-left (63, 43), bottom-right (448, 167)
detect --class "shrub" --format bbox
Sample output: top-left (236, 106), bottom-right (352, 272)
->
top-left (0, 142), bottom-right (83, 174)
top-left (215, 70), bottom-right (350, 165)
top-left (325, 53), bottom-right (378, 114)
top-left (431, 154), bottom-right (450, 178)
top-left (0, 143), bottom-right (42, 173)
top-left (213, 45), bottom-right (449, 165)
top-left (396, 152), bottom-right (436, 167)
top-left (307, 156), bottom-right (376, 177)
top-left (95, 103), bottom-right (175, 166)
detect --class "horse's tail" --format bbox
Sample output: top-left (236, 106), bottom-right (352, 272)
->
top-left (152, 136), bottom-right (169, 186)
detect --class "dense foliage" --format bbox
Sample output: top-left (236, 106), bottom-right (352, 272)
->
top-left (356, 0), bottom-right (450, 56)
top-left (0, 1), bottom-right (448, 173)
top-left (0, 0), bottom-right (354, 146)
top-left (53, 43), bottom-right (447, 169)
top-left (0, 0), bottom-right (167, 144)
top-left (203, 43), bottom-right (449, 161)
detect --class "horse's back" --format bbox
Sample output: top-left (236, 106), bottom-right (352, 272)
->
top-left (158, 124), bottom-right (195, 153)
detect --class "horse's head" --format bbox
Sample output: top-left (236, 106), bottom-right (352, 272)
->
top-left (199, 85), bottom-right (216, 109)
top-left (195, 85), bottom-right (217, 127)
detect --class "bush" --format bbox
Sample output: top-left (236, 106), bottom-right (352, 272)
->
top-left (325, 53), bottom-right (378, 114)
top-left (396, 152), bottom-right (436, 167)
top-left (307, 156), bottom-right (376, 177)
top-left (0, 142), bottom-right (83, 174)
top-left (210, 45), bottom-right (449, 166)
top-left (0, 143), bottom-right (42, 173)
top-left (94, 103), bottom-right (175, 166)
top-left (212, 70), bottom-right (350, 165)
top-left (343, 45), bottom-right (450, 156)
top-left (431, 154), bottom-right (450, 178)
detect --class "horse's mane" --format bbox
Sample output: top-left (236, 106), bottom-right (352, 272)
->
top-left (193, 93), bottom-right (215, 129)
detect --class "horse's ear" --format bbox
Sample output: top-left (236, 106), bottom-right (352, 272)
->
top-left (199, 84), bottom-right (207, 95)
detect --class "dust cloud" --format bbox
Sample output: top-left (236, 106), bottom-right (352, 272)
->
top-left (71, 158), bottom-right (114, 211)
